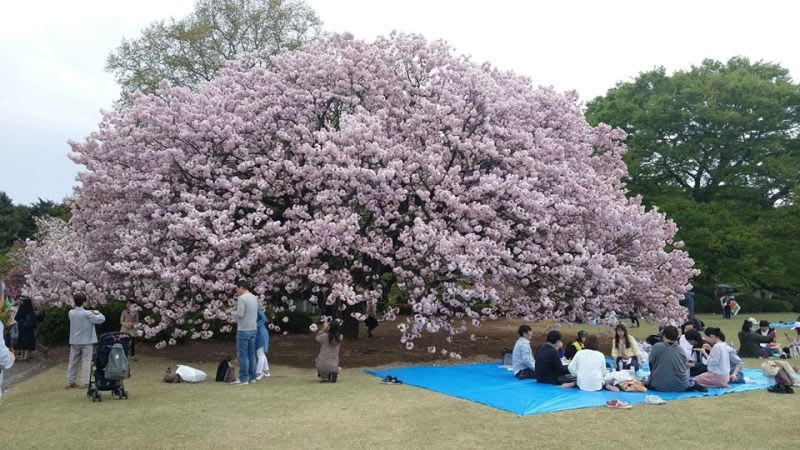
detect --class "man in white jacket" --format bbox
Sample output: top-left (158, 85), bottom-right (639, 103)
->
top-left (0, 320), bottom-right (16, 405)
top-left (66, 293), bottom-right (105, 388)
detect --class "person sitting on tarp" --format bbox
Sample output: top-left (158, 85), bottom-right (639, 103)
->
top-left (757, 320), bottom-right (778, 356)
top-left (534, 330), bottom-right (576, 386)
top-left (564, 334), bottom-right (608, 391)
top-left (682, 330), bottom-right (708, 377)
top-left (512, 325), bottom-right (536, 380)
top-left (738, 320), bottom-right (773, 358)
top-left (647, 325), bottom-right (707, 392)
top-left (611, 324), bottom-right (641, 372)
top-left (693, 328), bottom-right (732, 388)
top-left (564, 330), bottom-right (587, 360)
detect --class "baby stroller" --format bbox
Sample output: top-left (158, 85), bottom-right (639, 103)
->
top-left (87, 332), bottom-right (132, 402)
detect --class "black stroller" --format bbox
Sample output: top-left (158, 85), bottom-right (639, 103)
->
top-left (87, 332), bottom-right (132, 402)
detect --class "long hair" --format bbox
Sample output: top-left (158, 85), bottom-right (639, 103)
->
top-left (328, 319), bottom-right (343, 345)
top-left (614, 323), bottom-right (631, 349)
top-left (16, 296), bottom-right (34, 320)
top-left (741, 320), bottom-right (753, 333)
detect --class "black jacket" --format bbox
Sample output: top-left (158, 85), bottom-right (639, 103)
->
top-left (534, 342), bottom-right (568, 384)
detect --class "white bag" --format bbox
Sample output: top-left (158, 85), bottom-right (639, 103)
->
top-left (175, 365), bottom-right (207, 383)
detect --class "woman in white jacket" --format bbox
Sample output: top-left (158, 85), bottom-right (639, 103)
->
top-left (566, 335), bottom-right (608, 391)
top-left (0, 320), bottom-right (17, 406)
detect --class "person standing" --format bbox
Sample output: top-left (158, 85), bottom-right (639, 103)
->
top-left (4, 297), bottom-right (19, 354)
top-left (255, 305), bottom-right (270, 380)
top-left (511, 325), bottom-right (536, 379)
top-left (119, 301), bottom-right (139, 360)
top-left (0, 319), bottom-right (16, 406)
top-left (66, 293), bottom-right (105, 388)
top-left (230, 281), bottom-right (258, 385)
top-left (14, 296), bottom-right (39, 361)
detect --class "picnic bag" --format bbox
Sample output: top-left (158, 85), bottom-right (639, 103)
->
top-left (105, 343), bottom-right (130, 380)
top-left (216, 359), bottom-right (236, 382)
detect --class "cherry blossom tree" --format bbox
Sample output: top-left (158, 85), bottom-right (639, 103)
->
top-left (23, 217), bottom-right (109, 306)
top-left (46, 33), bottom-right (696, 349)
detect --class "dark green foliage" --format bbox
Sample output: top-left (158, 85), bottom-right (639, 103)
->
top-left (586, 57), bottom-right (800, 294)
top-left (273, 310), bottom-right (313, 334)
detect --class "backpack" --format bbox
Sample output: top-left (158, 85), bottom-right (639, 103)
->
top-left (216, 359), bottom-right (236, 382)
top-left (105, 343), bottom-right (129, 381)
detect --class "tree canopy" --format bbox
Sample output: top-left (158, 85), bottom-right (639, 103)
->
top-left (106, 0), bottom-right (322, 104)
top-left (586, 57), bottom-right (800, 293)
top-left (27, 34), bottom-right (696, 350)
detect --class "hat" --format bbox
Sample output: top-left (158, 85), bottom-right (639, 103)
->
top-left (577, 330), bottom-right (588, 340)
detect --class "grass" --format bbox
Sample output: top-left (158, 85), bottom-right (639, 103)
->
top-left (2, 313), bottom-right (799, 450)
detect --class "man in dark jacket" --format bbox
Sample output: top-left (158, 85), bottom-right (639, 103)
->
top-left (534, 330), bottom-right (576, 385)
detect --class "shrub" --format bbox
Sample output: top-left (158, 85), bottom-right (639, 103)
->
top-left (273, 310), bottom-right (313, 334)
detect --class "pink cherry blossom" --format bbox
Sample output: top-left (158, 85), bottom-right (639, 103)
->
top-left (26, 33), bottom-right (696, 349)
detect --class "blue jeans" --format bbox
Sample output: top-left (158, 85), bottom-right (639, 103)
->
top-left (236, 330), bottom-right (257, 383)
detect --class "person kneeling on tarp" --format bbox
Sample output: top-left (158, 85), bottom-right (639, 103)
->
top-left (534, 330), bottom-right (576, 387)
top-left (512, 325), bottom-right (536, 379)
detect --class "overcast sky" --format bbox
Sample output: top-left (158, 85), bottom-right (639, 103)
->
top-left (1, 0), bottom-right (798, 205)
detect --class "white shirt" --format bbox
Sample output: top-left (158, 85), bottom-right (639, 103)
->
top-left (706, 342), bottom-right (731, 377)
top-left (678, 335), bottom-right (693, 360)
top-left (511, 337), bottom-right (535, 374)
top-left (568, 349), bottom-right (607, 391)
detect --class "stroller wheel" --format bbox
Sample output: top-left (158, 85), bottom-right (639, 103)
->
top-left (121, 388), bottom-right (129, 399)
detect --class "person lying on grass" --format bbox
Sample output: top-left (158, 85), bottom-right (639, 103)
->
top-left (534, 330), bottom-right (576, 386)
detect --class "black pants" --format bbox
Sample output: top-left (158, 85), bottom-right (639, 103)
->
top-left (515, 368), bottom-right (535, 379)
top-left (689, 364), bottom-right (707, 377)
top-left (129, 338), bottom-right (136, 358)
top-left (556, 374), bottom-right (577, 384)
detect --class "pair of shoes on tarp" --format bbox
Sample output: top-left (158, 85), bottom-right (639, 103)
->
top-left (605, 400), bottom-right (632, 409)
top-left (767, 385), bottom-right (794, 394)
top-left (381, 375), bottom-right (403, 385)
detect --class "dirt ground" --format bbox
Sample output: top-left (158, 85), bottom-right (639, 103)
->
top-left (136, 318), bottom-right (620, 368)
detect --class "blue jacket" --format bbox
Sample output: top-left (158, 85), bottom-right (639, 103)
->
top-left (256, 308), bottom-right (269, 351)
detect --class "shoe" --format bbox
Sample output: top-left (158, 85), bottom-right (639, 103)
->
top-left (263, 372), bottom-right (271, 378)
top-left (691, 384), bottom-right (708, 393)
top-left (605, 400), bottom-right (632, 409)
top-left (65, 383), bottom-right (78, 389)
top-left (229, 380), bottom-right (249, 386)
top-left (256, 374), bottom-right (265, 381)
top-left (645, 395), bottom-right (665, 405)
top-left (784, 386), bottom-right (794, 394)
top-left (767, 385), bottom-right (784, 394)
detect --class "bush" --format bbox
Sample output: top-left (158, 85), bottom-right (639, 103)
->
top-left (761, 299), bottom-right (793, 313)
top-left (272, 310), bottom-right (313, 334)
top-left (693, 292), bottom-right (717, 313)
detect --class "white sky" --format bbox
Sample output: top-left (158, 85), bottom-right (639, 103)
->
top-left (1, 0), bottom-right (798, 204)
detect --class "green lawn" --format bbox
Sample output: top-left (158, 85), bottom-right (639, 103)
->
top-left (2, 313), bottom-right (799, 449)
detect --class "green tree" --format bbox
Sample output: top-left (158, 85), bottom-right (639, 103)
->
top-left (0, 192), bottom-right (22, 252)
top-left (106, 0), bottom-right (322, 103)
top-left (586, 57), bottom-right (800, 293)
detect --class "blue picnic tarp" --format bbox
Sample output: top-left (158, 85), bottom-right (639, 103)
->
top-left (366, 362), bottom-right (769, 416)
